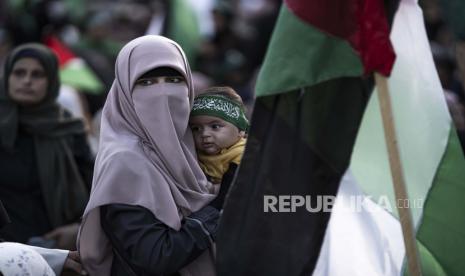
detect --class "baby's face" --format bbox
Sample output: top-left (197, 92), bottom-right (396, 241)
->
top-left (189, 115), bottom-right (244, 155)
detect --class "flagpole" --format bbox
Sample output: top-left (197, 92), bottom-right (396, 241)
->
top-left (375, 72), bottom-right (422, 276)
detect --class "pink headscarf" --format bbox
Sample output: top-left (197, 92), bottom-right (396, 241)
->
top-left (78, 35), bottom-right (217, 275)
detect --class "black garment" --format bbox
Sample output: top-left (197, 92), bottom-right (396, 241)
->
top-left (0, 200), bottom-right (10, 229)
top-left (100, 204), bottom-right (219, 276)
top-left (0, 200), bottom-right (10, 243)
top-left (0, 129), bottom-right (93, 243)
top-left (0, 130), bottom-right (51, 243)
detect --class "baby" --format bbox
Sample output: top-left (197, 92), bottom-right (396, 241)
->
top-left (189, 86), bottom-right (249, 184)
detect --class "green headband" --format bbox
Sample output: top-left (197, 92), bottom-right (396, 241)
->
top-left (191, 95), bottom-right (249, 131)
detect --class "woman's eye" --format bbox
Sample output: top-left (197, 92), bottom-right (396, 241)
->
top-left (31, 70), bottom-right (46, 79)
top-left (166, 77), bottom-right (184, 83)
top-left (12, 69), bottom-right (26, 78)
top-left (136, 79), bottom-right (154, 86)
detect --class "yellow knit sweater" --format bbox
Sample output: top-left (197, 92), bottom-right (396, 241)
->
top-left (198, 138), bottom-right (246, 184)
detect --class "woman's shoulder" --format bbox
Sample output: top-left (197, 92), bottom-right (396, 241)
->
top-left (99, 144), bottom-right (151, 172)
top-left (93, 146), bottom-right (156, 188)
top-left (103, 145), bottom-right (143, 161)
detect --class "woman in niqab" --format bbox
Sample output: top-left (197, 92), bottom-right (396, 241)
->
top-left (79, 35), bottom-right (225, 276)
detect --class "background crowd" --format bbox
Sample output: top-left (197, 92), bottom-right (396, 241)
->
top-left (1, 0), bottom-right (464, 153)
top-left (0, 0), bottom-right (464, 274)
top-left (0, 0), bottom-right (281, 157)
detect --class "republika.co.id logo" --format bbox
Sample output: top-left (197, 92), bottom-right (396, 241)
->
top-left (263, 195), bottom-right (424, 213)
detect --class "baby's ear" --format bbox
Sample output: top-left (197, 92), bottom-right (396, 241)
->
top-left (239, 130), bottom-right (246, 138)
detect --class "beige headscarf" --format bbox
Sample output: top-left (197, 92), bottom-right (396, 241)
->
top-left (78, 35), bottom-right (217, 276)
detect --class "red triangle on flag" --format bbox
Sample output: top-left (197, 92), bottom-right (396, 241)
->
top-left (43, 35), bottom-right (76, 67)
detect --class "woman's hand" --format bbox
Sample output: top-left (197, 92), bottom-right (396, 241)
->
top-left (187, 206), bottom-right (220, 241)
top-left (62, 251), bottom-right (87, 275)
top-left (44, 223), bottom-right (80, 250)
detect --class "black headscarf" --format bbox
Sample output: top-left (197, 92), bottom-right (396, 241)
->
top-left (0, 43), bottom-right (89, 227)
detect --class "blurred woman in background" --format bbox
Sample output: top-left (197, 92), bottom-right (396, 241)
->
top-left (0, 43), bottom-right (93, 250)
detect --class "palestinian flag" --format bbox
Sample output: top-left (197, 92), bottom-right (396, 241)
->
top-left (165, 0), bottom-right (201, 67)
top-left (216, 0), bottom-right (396, 275)
top-left (346, 0), bottom-right (465, 274)
top-left (44, 35), bottom-right (104, 94)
